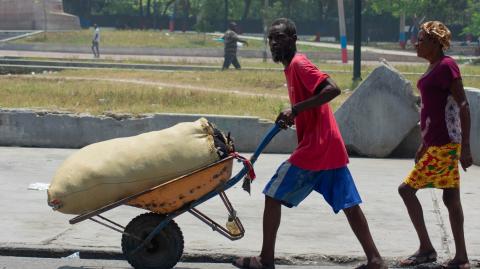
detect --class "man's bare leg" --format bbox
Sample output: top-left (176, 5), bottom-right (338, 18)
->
top-left (344, 205), bottom-right (386, 269)
top-left (259, 196), bottom-right (282, 267)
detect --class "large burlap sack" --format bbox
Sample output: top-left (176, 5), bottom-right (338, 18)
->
top-left (47, 118), bottom-right (232, 215)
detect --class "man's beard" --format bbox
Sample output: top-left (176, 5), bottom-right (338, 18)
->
top-left (271, 46), bottom-right (296, 63)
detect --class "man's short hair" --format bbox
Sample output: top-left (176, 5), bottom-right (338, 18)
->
top-left (270, 18), bottom-right (296, 37)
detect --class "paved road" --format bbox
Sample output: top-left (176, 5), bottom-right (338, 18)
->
top-left (0, 147), bottom-right (479, 267)
top-left (0, 256), bottom-right (357, 269)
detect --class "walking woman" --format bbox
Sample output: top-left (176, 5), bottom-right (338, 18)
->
top-left (398, 21), bottom-right (473, 269)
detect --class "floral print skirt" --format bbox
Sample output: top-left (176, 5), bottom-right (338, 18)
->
top-left (404, 143), bottom-right (460, 189)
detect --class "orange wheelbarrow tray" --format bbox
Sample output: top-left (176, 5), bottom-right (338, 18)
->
top-left (67, 124), bottom-right (282, 269)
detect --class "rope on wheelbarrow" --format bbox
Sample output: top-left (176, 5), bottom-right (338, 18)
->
top-left (230, 152), bottom-right (256, 195)
top-left (230, 152), bottom-right (256, 181)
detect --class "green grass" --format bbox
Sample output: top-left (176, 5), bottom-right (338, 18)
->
top-left (48, 69), bottom-right (289, 96)
top-left (46, 68), bottom-right (366, 94)
top-left (3, 60), bottom-right (480, 120)
top-left (13, 29), bottom-right (337, 52)
top-left (16, 30), bottom-right (228, 49)
top-left (45, 63), bottom-right (480, 92)
top-left (0, 76), bottom-right (290, 119)
top-left (0, 69), bottom-right (352, 120)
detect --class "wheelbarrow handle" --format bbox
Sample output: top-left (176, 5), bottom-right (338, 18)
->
top-left (168, 123), bottom-right (283, 210)
top-left (249, 123), bottom-right (282, 165)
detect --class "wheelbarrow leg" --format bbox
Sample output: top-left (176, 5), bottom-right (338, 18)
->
top-left (188, 191), bottom-right (245, 240)
top-left (218, 191), bottom-right (245, 234)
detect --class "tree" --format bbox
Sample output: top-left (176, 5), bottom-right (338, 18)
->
top-left (463, 0), bottom-right (480, 36)
top-left (195, 0), bottom-right (223, 33)
top-left (241, 0), bottom-right (251, 21)
top-left (366, 0), bottom-right (468, 25)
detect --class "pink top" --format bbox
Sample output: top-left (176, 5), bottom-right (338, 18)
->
top-left (418, 56), bottom-right (462, 147)
top-left (285, 54), bottom-right (349, 171)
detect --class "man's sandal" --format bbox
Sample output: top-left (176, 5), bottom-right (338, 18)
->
top-left (399, 251), bottom-right (437, 267)
top-left (441, 260), bottom-right (471, 269)
top-left (232, 256), bottom-right (275, 269)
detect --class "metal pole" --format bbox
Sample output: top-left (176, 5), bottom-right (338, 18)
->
top-left (224, 0), bottom-right (229, 31)
top-left (399, 12), bottom-right (406, 49)
top-left (169, 0), bottom-right (177, 32)
top-left (353, 0), bottom-right (362, 81)
top-left (263, 0), bottom-right (269, 62)
top-left (42, 0), bottom-right (47, 40)
top-left (153, 0), bottom-right (158, 29)
top-left (337, 0), bottom-right (347, 63)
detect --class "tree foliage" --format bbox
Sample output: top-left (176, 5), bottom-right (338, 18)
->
top-left (365, 0), bottom-right (469, 25)
top-left (63, 0), bottom-right (478, 37)
top-left (463, 0), bottom-right (480, 36)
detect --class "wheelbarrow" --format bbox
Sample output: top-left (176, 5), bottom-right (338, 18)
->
top-left (68, 124), bottom-right (282, 269)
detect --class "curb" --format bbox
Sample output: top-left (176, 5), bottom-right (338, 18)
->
top-left (0, 245), bottom-right (364, 265)
top-left (2, 246), bottom-right (479, 268)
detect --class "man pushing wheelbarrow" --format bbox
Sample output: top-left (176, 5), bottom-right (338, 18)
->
top-left (233, 18), bottom-right (387, 269)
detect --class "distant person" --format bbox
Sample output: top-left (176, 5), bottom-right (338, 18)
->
top-left (232, 18), bottom-right (386, 269)
top-left (476, 36), bottom-right (480, 56)
top-left (398, 21), bottom-right (472, 269)
top-left (91, 24), bottom-right (100, 58)
top-left (222, 22), bottom-right (248, 70)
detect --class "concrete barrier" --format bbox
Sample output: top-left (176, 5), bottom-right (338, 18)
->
top-left (389, 124), bottom-right (421, 158)
top-left (0, 87), bottom-right (477, 163)
top-left (0, 109), bottom-right (296, 153)
top-left (390, 87), bottom-right (480, 165)
top-left (465, 87), bottom-right (480, 165)
top-left (335, 63), bottom-right (420, 157)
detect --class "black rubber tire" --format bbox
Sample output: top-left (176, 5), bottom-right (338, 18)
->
top-left (122, 212), bottom-right (184, 269)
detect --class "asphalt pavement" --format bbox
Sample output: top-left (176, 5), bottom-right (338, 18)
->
top-left (0, 256), bottom-right (354, 269)
top-left (0, 147), bottom-right (479, 268)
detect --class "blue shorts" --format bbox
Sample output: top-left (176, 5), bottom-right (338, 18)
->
top-left (263, 161), bottom-right (362, 213)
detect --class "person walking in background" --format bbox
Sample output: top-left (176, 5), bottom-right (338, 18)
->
top-left (91, 24), bottom-right (100, 58)
top-left (398, 21), bottom-right (472, 269)
top-left (233, 18), bottom-right (386, 269)
top-left (222, 22), bottom-right (248, 70)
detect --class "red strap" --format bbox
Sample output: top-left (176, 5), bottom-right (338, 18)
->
top-left (230, 153), bottom-right (256, 180)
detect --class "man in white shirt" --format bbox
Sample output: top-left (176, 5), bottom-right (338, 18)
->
top-left (91, 24), bottom-right (100, 58)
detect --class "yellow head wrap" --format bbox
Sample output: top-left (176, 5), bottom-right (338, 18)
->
top-left (420, 21), bottom-right (451, 51)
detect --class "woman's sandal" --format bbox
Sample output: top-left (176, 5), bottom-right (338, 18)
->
top-left (232, 256), bottom-right (275, 269)
top-left (399, 251), bottom-right (437, 267)
top-left (441, 260), bottom-right (471, 269)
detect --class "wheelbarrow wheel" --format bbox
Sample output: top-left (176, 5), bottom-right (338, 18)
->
top-left (122, 212), bottom-right (184, 269)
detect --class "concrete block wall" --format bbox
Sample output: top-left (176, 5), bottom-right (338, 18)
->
top-left (465, 87), bottom-right (480, 165)
top-left (335, 63), bottom-right (419, 157)
top-left (0, 86), bottom-right (478, 164)
top-left (0, 109), bottom-right (296, 153)
top-left (389, 87), bottom-right (480, 165)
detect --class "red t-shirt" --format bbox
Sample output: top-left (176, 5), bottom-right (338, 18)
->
top-left (285, 54), bottom-right (349, 171)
